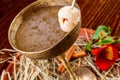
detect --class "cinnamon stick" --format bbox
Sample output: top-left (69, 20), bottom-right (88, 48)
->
top-left (57, 45), bottom-right (76, 73)
top-left (72, 50), bottom-right (86, 59)
top-left (65, 45), bottom-right (77, 61)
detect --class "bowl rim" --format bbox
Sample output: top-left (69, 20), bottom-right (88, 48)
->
top-left (8, 0), bottom-right (81, 55)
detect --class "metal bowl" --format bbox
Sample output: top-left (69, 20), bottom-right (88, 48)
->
top-left (8, 0), bottom-right (81, 59)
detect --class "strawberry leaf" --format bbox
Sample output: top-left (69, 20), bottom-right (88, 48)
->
top-left (116, 38), bottom-right (120, 43)
top-left (92, 25), bottom-right (110, 40)
top-left (96, 36), bottom-right (114, 45)
top-left (85, 41), bottom-right (93, 51)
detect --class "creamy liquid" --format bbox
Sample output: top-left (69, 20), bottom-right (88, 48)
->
top-left (15, 6), bottom-right (66, 52)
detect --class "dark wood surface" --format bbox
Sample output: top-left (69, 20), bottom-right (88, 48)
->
top-left (0, 0), bottom-right (120, 49)
top-left (0, 0), bottom-right (120, 73)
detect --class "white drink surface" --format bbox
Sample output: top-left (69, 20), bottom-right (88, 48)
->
top-left (15, 6), bottom-right (66, 52)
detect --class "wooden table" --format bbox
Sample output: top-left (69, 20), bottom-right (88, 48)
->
top-left (0, 0), bottom-right (120, 74)
top-left (0, 0), bottom-right (120, 49)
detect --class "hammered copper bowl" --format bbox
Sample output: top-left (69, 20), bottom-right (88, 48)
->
top-left (8, 0), bottom-right (81, 59)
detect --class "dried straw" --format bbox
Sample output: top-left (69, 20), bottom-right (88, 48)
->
top-left (1, 33), bottom-right (120, 80)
